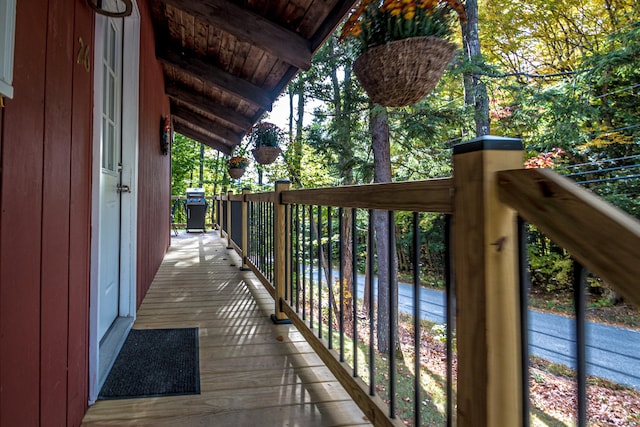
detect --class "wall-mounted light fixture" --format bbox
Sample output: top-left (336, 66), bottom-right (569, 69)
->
top-left (87, 0), bottom-right (132, 17)
top-left (161, 116), bottom-right (172, 156)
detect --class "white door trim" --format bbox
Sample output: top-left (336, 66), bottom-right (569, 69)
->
top-left (88, 1), bottom-right (140, 404)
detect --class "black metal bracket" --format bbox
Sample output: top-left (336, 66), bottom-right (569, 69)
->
top-left (270, 314), bottom-right (291, 325)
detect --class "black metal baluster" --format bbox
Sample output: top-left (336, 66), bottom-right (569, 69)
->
top-left (271, 203), bottom-right (275, 283)
top-left (339, 207), bottom-right (345, 362)
top-left (302, 205), bottom-right (307, 320)
top-left (309, 205), bottom-right (314, 331)
top-left (257, 202), bottom-right (262, 269)
top-left (253, 201), bottom-right (257, 264)
top-left (270, 202), bottom-right (273, 281)
top-left (518, 217), bottom-right (531, 427)
top-left (295, 204), bottom-right (300, 312)
top-left (328, 207), bottom-right (333, 349)
top-left (264, 202), bottom-right (268, 279)
top-left (318, 205), bottom-right (323, 339)
top-left (352, 208), bottom-right (359, 377)
top-left (285, 204), bottom-right (290, 302)
top-left (262, 202), bottom-right (267, 273)
top-left (388, 211), bottom-right (396, 419)
top-left (248, 201), bottom-right (253, 263)
top-left (269, 203), bottom-right (274, 283)
top-left (257, 202), bottom-right (261, 270)
top-left (252, 201), bottom-right (256, 264)
top-left (574, 261), bottom-right (587, 427)
top-left (251, 202), bottom-right (260, 266)
top-left (291, 205), bottom-right (295, 308)
top-left (368, 209), bottom-right (375, 396)
top-left (273, 203), bottom-right (276, 283)
top-left (267, 202), bottom-right (270, 280)
top-left (413, 212), bottom-right (421, 426)
top-left (264, 202), bottom-right (268, 276)
top-left (249, 202), bottom-right (260, 265)
top-left (445, 214), bottom-right (454, 427)
top-left (264, 202), bottom-right (269, 279)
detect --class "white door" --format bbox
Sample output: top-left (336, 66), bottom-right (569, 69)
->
top-left (98, 15), bottom-right (123, 341)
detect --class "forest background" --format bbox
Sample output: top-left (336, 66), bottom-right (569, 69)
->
top-left (171, 0), bottom-right (640, 319)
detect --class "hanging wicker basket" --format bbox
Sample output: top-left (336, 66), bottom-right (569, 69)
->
top-left (252, 146), bottom-right (281, 165)
top-left (227, 167), bottom-right (245, 179)
top-left (353, 36), bottom-right (456, 107)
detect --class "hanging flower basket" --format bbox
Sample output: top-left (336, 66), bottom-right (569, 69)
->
top-left (226, 156), bottom-right (248, 179)
top-left (247, 122), bottom-right (283, 165)
top-left (353, 36), bottom-right (456, 107)
top-left (252, 145), bottom-right (281, 165)
top-left (227, 167), bottom-right (245, 179)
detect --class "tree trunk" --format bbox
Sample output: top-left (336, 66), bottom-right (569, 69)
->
top-left (341, 208), bottom-right (354, 330)
top-left (288, 84), bottom-right (294, 145)
top-left (211, 151), bottom-right (221, 199)
top-left (461, 0), bottom-right (490, 137)
top-left (363, 244), bottom-right (372, 311)
top-left (326, 38), bottom-right (357, 330)
top-left (199, 143), bottom-right (204, 187)
top-left (296, 78), bottom-right (304, 150)
top-left (370, 103), bottom-right (398, 355)
top-left (287, 77), bottom-right (305, 184)
top-left (341, 61), bottom-right (358, 323)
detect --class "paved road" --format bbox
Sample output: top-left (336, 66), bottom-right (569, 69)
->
top-left (313, 268), bottom-right (640, 389)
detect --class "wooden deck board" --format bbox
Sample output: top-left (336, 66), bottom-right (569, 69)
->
top-left (82, 232), bottom-right (370, 427)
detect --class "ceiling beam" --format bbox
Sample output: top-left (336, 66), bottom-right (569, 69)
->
top-left (171, 103), bottom-right (243, 146)
top-left (263, 1), bottom-right (359, 123)
top-left (173, 120), bottom-right (233, 155)
top-left (166, 82), bottom-right (254, 131)
top-left (310, 1), bottom-right (358, 51)
top-left (159, 49), bottom-right (273, 111)
top-left (162, 0), bottom-right (311, 70)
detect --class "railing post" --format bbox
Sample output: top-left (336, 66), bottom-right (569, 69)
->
top-left (218, 193), bottom-right (224, 238)
top-left (271, 180), bottom-right (291, 324)
top-left (452, 136), bottom-right (523, 427)
top-left (226, 190), bottom-right (233, 249)
top-left (241, 188), bottom-right (250, 271)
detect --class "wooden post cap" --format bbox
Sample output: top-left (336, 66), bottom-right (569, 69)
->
top-left (453, 135), bottom-right (522, 155)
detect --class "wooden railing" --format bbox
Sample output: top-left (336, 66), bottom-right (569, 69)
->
top-left (213, 136), bottom-right (640, 427)
top-left (498, 168), bottom-right (640, 308)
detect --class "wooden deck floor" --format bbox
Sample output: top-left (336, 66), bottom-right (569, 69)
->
top-left (82, 232), bottom-right (371, 427)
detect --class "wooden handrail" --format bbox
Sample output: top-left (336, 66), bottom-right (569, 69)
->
top-left (281, 178), bottom-right (454, 213)
top-left (498, 168), bottom-right (640, 308)
top-left (245, 192), bottom-right (277, 203)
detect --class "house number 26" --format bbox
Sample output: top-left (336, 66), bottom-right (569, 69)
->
top-left (77, 37), bottom-right (90, 72)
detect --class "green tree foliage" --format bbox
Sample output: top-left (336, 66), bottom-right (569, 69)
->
top-left (171, 133), bottom-right (228, 197)
top-left (171, 0), bottom-right (639, 302)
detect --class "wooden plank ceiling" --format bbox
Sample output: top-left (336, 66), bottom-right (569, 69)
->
top-left (150, 0), bottom-right (357, 155)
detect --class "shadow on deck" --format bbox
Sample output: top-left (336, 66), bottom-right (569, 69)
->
top-left (82, 232), bottom-right (371, 426)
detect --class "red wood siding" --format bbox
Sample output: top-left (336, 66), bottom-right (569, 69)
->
top-left (136, 0), bottom-right (171, 307)
top-left (67, 3), bottom-right (94, 425)
top-left (40, 0), bottom-right (75, 422)
top-left (0, 0), bottom-right (92, 425)
top-left (0, 0), bottom-right (170, 424)
top-left (0, 0), bottom-right (48, 424)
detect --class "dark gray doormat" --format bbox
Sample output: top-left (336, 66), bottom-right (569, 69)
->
top-left (98, 328), bottom-right (200, 400)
